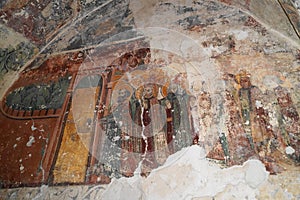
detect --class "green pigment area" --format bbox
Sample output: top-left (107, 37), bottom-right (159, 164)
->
top-left (0, 42), bottom-right (34, 75)
top-left (5, 76), bottom-right (71, 111)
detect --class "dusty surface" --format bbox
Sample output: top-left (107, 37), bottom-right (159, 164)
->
top-left (0, 0), bottom-right (299, 199)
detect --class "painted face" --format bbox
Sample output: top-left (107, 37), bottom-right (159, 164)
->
top-left (240, 77), bottom-right (251, 88)
top-left (199, 97), bottom-right (211, 109)
top-left (274, 87), bottom-right (291, 108)
top-left (118, 89), bottom-right (127, 97)
top-left (143, 84), bottom-right (154, 99)
top-left (278, 95), bottom-right (291, 107)
top-left (117, 89), bottom-right (129, 103)
top-left (198, 92), bottom-right (211, 109)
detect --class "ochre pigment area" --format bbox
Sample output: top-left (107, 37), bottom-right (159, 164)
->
top-left (52, 108), bottom-right (91, 184)
top-left (0, 0), bottom-right (299, 199)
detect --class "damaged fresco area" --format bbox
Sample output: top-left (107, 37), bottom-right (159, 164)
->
top-left (0, 0), bottom-right (300, 199)
top-left (0, 42), bottom-right (34, 75)
top-left (208, 70), bottom-right (300, 174)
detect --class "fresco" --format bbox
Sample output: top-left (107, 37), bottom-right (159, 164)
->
top-left (0, 0), bottom-right (299, 199)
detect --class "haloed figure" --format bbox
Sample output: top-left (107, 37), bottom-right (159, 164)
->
top-left (131, 83), bottom-right (175, 176)
top-left (235, 71), bottom-right (274, 154)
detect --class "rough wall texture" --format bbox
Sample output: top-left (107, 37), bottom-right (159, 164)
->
top-left (0, 0), bottom-right (299, 199)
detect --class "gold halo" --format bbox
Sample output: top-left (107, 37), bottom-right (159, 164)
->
top-left (235, 70), bottom-right (250, 84)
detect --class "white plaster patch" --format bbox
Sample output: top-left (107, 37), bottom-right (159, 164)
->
top-left (101, 146), bottom-right (268, 200)
top-left (244, 160), bottom-right (268, 188)
top-left (229, 30), bottom-right (249, 40)
top-left (31, 124), bottom-right (37, 131)
top-left (26, 136), bottom-right (35, 147)
top-left (255, 100), bottom-right (263, 108)
top-left (19, 164), bottom-right (24, 171)
top-left (285, 146), bottom-right (295, 155)
top-left (262, 75), bottom-right (282, 89)
top-left (113, 136), bottom-right (120, 141)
